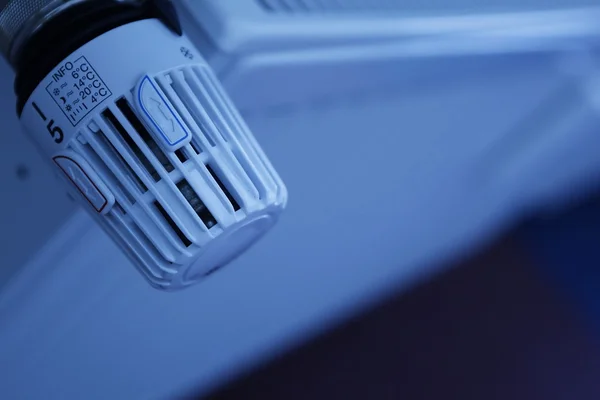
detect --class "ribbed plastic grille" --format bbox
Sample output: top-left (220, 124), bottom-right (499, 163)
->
top-left (157, 65), bottom-right (271, 203)
top-left (63, 65), bottom-right (279, 285)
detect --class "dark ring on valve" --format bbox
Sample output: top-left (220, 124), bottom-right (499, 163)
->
top-left (15, 0), bottom-right (182, 116)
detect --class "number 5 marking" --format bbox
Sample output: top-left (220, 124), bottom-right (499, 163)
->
top-left (47, 120), bottom-right (64, 144)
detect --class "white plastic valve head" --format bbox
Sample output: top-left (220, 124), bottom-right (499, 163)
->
top-left (17, 9), bottom-right (288, 290)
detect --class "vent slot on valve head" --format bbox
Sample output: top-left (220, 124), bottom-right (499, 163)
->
top-left (90, 129), bottom-right (148, 195)
top-left (207, 164), bottom-right (241, 212)
top-left (81, 140), bottom-right (138, 204)
top-left (102, 107), bottom-right (162, 182)
top-left (154, 200), bottom-right (193, 247)
top-left (177, 179), bottom-right (217, 229)
top-left (115, 97), bottom-right (175, 175)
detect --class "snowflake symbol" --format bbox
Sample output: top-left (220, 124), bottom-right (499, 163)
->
top-left (53, 88), bottom-right (60, 96)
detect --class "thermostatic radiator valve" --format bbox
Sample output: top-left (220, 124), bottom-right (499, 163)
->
top-left (0, 0), bottom-right (288, 290)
